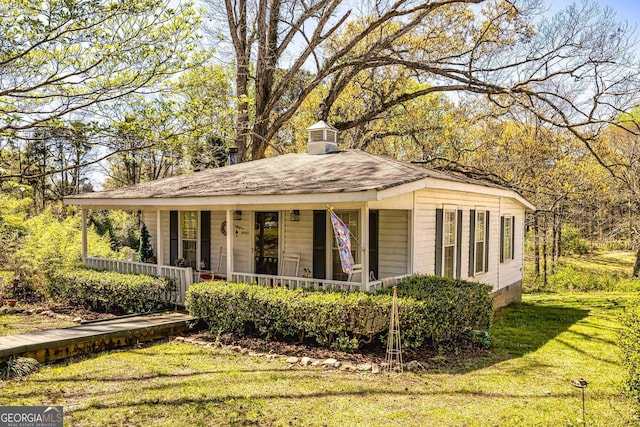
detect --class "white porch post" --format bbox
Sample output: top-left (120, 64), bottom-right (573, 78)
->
top-left (361, 204), bottom-right (370, 290)
top-left (81, 208), bottom-right (88, 260)
top-left (156, 209), bottom-right (163, 275)
top-left (226, 209), bottom-right (234, 280)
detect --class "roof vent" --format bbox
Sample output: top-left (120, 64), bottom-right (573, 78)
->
top-left (306, 120), bottom-right (338, 154)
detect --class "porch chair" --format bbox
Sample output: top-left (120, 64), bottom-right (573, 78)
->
top-left (199, 246), bottom-right (226, 281)
top-left (280, 252), bottom-right (301, 277)
top-left (347, 264), bottom-right (363, 282)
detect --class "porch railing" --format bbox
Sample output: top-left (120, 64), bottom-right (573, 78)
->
top-left (229, 272), bottom-right (409, 293)
top-left (84, 256), bottom-right (193, 305)
top-left (83, 256), bottom-right (409, 306)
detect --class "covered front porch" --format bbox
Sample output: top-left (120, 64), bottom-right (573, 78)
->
top-left (79, 204), bottom-right (413, 305)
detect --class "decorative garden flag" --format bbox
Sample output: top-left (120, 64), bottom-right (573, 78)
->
top-left (329, 209), bottom-right (354, 273)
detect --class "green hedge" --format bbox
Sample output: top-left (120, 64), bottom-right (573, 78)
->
top-left (186, 275), bottom-right (493, 350)
top-left (620, 300), bottom-right (640, 409)
top-left (377, 274), bottom-right (494, 341)
top-left (45, 268), bottom-right (175, 314)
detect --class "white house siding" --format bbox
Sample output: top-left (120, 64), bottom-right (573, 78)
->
top-left (141, 210), bottom-right (158, 259)
top-left (233, 212), bottom-right (252, 273)
top-left (281, 209), bottom-right (313, 276)
top-left (496, 198), bottom-right (526, 291)
top-left (209, 211), bottom-right (227, 274)
top-left (378, 210), bottom-right (409, 279)
top-left (413, 188), bottom-right (525, 291)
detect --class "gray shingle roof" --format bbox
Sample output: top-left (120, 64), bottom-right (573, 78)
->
top-left (69, 150), bottom-right (505, 200)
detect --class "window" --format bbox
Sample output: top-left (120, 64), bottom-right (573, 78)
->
top-left (182, 211), bottom-right (197, 269)
top-left (501, 215), bottom-right (514, 262)
top-left (443, 210), bottom-right (457, 278)
top-left (475, 211), bottom-right (486, 274)
top-left (331, 210), bottom-right (359, 281)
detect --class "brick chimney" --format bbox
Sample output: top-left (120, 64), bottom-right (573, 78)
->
top-left (306, 120), bottom-right (338, 155)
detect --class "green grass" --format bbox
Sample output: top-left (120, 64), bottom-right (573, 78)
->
top-left (524, 250), bottom-right (640, 292)
top-left (1, 292), bottom-right (636, 426)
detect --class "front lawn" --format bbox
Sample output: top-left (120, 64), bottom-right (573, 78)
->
top-left (1, 292), bottom-right (636, 426)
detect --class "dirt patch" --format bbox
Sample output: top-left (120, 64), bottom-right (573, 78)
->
top-left (187, 331), bottom-right (491, 368)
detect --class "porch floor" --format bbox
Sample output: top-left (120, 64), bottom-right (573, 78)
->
top-left (0, 311), bottom-right (196, 363)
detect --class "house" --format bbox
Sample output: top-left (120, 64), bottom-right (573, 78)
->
top-left (64, 121), bottom-right (535, 307)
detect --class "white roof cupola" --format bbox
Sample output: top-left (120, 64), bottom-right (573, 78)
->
top-left (306, 120), bottom-right (338, 155)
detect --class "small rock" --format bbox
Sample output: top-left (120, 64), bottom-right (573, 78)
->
top-left (24, 309), bottom-right (35, 316)
top-left (40, 310), bottom-right (54, 317)
top-left (241, 348), bottom-right (249, 355)
top-left (72, 317), bottom-right (82, 323)
top-left (322, 358), bottom-right (337, 367)
top-left (266, 354), bottom-right (279, 359)
top-left (300, 357), bottom-right (312, 366)
top-left (230, 345), bottom-right (242, 353)
top-left (371, 364), bottom-right (381, 374)
top-left (340, 363), bottom-right (357, 372)
top-left (285, 356), bottom-right (299, 364)
top-left (311, 360), bottom-right (321, 367)
top-left (334, 361), bottom-right (342, 368)
top-left (357, 363), bottom-right (372, 371)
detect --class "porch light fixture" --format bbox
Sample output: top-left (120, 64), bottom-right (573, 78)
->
top-left (234, 210), bottom-right (242, 221)
top-left (291, 210), bottom-right (300, 221)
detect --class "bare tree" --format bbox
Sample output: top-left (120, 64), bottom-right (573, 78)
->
top-left (205, 0), bottom-right (640, 161)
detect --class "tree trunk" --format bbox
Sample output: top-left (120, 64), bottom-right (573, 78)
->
top-left (542, 213), bottom-right (548, 287)
top-left (534, 211), bottom-right (540, 277)
top-left (633, 248), bottom-right (640, 277)
top-left (226, 0), bottom-right (250, 162)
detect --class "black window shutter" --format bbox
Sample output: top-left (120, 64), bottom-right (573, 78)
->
top-left (313, 210), bottom-right (327, 279)
top-left (435, 209), bottom-right (443, 276)
top-left (500, 216), bottom-right (505, 263)
top-left (511, 216), bottom-right (516, 260)
top-left (456, 209), bottom-right (463, 279)
top-left (468, 209), bottom-right (476, 277)
top-left (200, 211), bottom-right (211, 270)
top-left (369, 210), bottom-right (379, 280)
top-left (485, 210), bottom-right (490, 272)
top-left (170, 211), bottom-right (178, 266)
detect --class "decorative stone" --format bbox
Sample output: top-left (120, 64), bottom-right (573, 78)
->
top-left (334, 361), bottom-right (342, 368)
top-left (371, 364), bottom-right (381, 374)
top-left (72, 317), bottom-right (82, 323)
top-left (340, 363), bottom-right (357, 372)
top-left (285, 356), bottom-right (299, 364)
top-left (322, 358), bottom-right (337, 367)
top-left (230, 345), bottom-right (242, 353)
top-left (357, 363), bottom-right (372, 371)
top-left (300, 357), bottom-right (312, 366)
top-left (311, 360), bottom-right (321, 367)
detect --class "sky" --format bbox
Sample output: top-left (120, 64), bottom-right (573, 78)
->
top-left (553, 0), bottom-right (640, 25)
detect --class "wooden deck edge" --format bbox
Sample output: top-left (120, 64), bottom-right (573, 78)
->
top-left (1, 318), bottom-right (196, 363)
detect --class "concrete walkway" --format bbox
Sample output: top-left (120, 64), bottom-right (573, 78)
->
top-left (0, 312), bottom-right (196, 363)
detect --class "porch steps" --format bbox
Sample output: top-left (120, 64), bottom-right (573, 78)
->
top-left (0, 312), bottom-right (196, 363)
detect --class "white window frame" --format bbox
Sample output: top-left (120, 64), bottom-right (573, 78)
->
top-left (502, 215), bottom-right (514, 262)
top-left (442, 208), bottom-right (457, 278)
top-left (179, 211), bottom-right (199, 269)
top-left (474, 210), bottom-right (487, 275)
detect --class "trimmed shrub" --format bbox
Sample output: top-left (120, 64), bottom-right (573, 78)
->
top-left (186, 275), bottom-right (493, 350)
top-left (45, 268), bottom-right (175, 314)
top-left (620, 300), bottom-right (640, 409)
top-left (377, 274), bottom-right (494, 342)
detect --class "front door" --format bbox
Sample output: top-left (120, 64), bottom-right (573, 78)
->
top-left (255, 211), bottom-right (279, 275)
